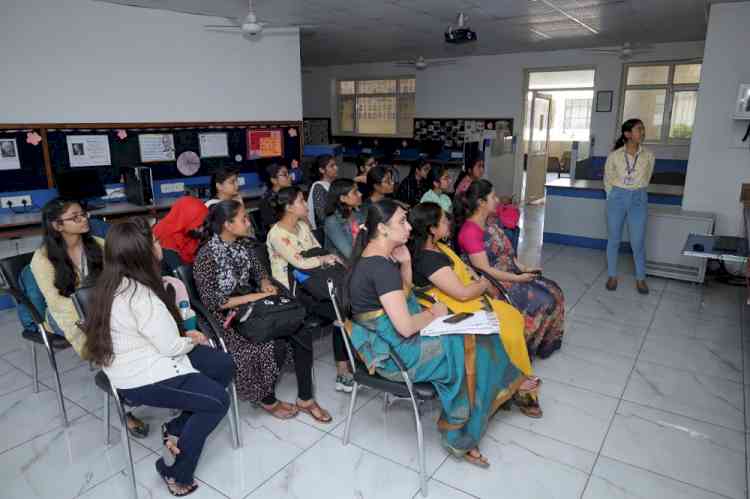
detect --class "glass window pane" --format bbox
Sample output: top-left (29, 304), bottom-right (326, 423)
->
top-left (528, 69), bottom-right (595, 89)
top-left (339, 81), bottom-right (355, 95)
top-left (626, 65), bottom-right (669, 85)
top-left (397, 94), bottom-right (416, 134)
top-left (674, 64), bottom-right (702, 84)
top-left (622, 89), bottom-right (666, 141)
top-left (357, 80), bottom-right (397, 94)
top-left (399, 78), bottom-right (416, 94)
top-left (339, 96), bottom-right (355, 132)
top-left (669, 91), bottom-right (698, 139)
top-left (356, 96), bottom-right (396, 134)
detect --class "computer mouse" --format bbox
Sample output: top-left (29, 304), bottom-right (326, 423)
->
top-left (693, 243), bottom-right (705, 252)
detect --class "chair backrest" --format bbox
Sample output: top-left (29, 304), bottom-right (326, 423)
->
top-left (0, 253), bottom-right (33, 294)
top-left (172, 265), bottom-right (225, 342)
top-left (326, 278), bottom-right (360, 373)
top-left (72, 285), bottom-right (96, 322)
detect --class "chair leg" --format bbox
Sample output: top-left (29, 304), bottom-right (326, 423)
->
top-left (113, 394), bottom-right (138, 499)
top-left (229, 382), bottom-right (242, 449)
top-left (409, 397), bottom-right (428, 497)
top-left (342, 382), bottom-right (358, 445)
top-left (45, 348), bottom-right (69, 427)
top-left (30, 343), bottom-right (39, 393)
top-left (104, 390), bottom-right (112, 446)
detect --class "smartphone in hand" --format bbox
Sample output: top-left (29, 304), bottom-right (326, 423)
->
top-left (444, 312), bottom-right (474, 324)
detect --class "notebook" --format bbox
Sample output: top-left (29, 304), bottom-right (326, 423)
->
top-left (421, 311), bottom-right (499, 337)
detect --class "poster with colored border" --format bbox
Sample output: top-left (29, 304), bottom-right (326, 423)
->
top-left (247, 129), bottom-right (284, 159)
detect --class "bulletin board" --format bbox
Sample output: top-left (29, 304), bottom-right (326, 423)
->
top-left (413, 118), bottom-right (514, 149)
top-left (0, 121), bottom-right (303, 192)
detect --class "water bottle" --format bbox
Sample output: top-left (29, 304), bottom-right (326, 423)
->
top-left (178, 300), bottom-right (197, 331)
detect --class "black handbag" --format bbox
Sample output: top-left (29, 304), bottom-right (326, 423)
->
top-left (232, 288), bottom-right (306, 344)
top-left (295, 248), bottom-right (347, 301)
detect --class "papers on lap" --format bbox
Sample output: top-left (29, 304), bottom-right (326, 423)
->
top-left (421, 311), bottom-right (499, 337)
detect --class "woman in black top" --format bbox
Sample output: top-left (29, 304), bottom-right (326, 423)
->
top-left (396, 159), bottom-right (431, 207)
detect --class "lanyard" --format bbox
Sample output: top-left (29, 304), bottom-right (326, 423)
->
top-left (624, 150), bottom-right (639, 176)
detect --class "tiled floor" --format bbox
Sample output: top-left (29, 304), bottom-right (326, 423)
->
top-left (0, 204), bottom-right (747, 498)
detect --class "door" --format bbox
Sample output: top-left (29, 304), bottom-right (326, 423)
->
top-left (525, 93), bottom-right (551, 203)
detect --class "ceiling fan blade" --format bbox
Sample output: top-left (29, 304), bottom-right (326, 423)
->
top-left (204, 25), bottom-right (243, 32)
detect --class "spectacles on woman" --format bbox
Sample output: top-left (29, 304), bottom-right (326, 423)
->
top-left (58, 211), bottom-right (90, 224)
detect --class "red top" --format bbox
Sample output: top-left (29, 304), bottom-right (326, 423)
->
top-left (153, 196), bottom-right (208, 264)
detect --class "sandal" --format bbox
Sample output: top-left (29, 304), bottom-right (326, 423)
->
top-left (155, 458), bottom-right (199, 497)
top-left (463, 448), bottom-right (490, 468)
top-left (513, 389), bottom-right (543, 419)
top-left (161, 424), bottom-right (180, 466)
top-left (260, 400), bottom-right (298, 420)
top-left (296, 400), bottom-right (332, 424)
top-left (126, 413), bottom-right (150, 439)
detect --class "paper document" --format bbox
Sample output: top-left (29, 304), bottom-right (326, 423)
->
top-left (421, 311), bottom-right (499, 337)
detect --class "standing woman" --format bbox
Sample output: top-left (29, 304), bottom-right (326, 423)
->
top-left (603, 119), bottom-right (654, 294)
top-left (83, 220), bottom-right (235, 496)
top-left (307, 154), bottom-right (339, 231)
top-left (365, 166), bottom-right (395, 205)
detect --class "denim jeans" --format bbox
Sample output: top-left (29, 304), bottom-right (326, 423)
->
top-left (606, 186), bottom-right (648, 280)
top-left (118, 346), bottom-right (236, 485)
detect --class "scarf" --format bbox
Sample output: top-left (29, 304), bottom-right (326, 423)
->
top-left (153, 196), bottom-right (208, 264)
top-left (207, 233), bottom-right (252, 297)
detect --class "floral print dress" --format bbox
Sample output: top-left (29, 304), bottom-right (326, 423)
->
top-left (458, 219), bottom-right (565, 358)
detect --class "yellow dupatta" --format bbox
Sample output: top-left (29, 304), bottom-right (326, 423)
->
top-left (416, 242), bottom-right (533, 376)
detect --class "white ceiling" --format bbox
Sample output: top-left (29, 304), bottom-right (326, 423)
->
top-left (96, 0), bottom-right (736, 66)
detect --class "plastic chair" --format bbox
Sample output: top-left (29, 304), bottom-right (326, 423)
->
top-left (326, 279), bottom-right (436, 497)
top-left (0, 253), bottom-right (69, 427)
top-left (72, 286), bottom-right (137, 499)
top-left (172, 265), bottom-right (242, 449)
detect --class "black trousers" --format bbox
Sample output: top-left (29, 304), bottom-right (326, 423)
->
top-left (261, 325), bottom-right (314, 404)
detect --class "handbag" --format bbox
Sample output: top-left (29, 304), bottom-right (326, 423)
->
top-left (231, 287), bottom-right (306, 344)
top-left (293, 248), bottom-right (347, 301)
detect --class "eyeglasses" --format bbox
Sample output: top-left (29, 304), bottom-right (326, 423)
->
top-left (58, 212), bottom-right (90, 224)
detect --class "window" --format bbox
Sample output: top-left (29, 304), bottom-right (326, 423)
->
top-left (620, 62), bottom-right (701, 142)
top-left (336, 78), bottom-right (416, 136)
top-left (563, 98), bottom-right (592, 132)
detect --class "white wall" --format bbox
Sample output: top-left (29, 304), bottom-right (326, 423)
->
top-left (683, 1), bottom-right (750, 236)
top-left (302, 41), bottom-right (705, 159)
top-left (1, 0), bottom-right (302, 123)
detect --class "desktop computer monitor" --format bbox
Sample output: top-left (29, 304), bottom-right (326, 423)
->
top-left (54, 168), bottom-right (107, 209)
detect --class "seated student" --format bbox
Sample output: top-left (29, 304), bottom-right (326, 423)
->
top-left (307, 154), bottom-right (338, 232)
top-left (456, 180), bottom-right (565, 358)
top-left (31, 198), bottom-right (150, 436)
top-left (354, 154), bottom-right (376, 199)
top-left (453, 158), bottom-right (485, 197)
top-left (266, 187), bottom-right (354, 392)
top-left (346, 199), bottom-right (528, 467)
top-left (365, 166), bottom-right (395, 205)
top-left (323, 178), bottom-right (364, 261)
top-left (420, 164), bottom-right (453, 214)
top-left (396, 159), bottom-right (431, 207)
top-left (408, 202), bottom-right (541, 417)
top-left (153, 195), bottom-right (208, 267)
top-left (82, 219), bottom-right (235, 497)
top-left (194, 200), bottom-right (332, 421)
top-left (206, 166), bottom-right (242, 208)
top-left (258, 163), bottom-right (293, 235)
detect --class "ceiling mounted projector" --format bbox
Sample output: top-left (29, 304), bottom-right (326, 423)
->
top-left (445, 12), bottom-right (477, 44)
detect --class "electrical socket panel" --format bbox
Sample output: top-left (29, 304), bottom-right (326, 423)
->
top-left (1, 195), bottom-right (32, 208)
top-left (161, 182), bottom-right (185, 194)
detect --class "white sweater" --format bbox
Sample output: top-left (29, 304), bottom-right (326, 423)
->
top-left (104, 278), bottom-right (197, 390)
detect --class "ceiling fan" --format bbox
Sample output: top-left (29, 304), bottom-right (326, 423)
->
top-left (583, 42), bottom-right (653, 60)
top-left (394, 56), bottom-right (458, 71)
top-left (203, 0), bottom-right (314, 37)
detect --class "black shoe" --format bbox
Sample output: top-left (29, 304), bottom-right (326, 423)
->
top-left (605, 277), bottom-right (618, 291)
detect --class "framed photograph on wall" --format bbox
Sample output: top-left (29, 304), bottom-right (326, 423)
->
top-left (596, 91), bottom-right (613, 113)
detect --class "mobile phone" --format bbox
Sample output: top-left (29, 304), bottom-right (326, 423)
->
top-left (444, 312), bottom-right (474, 324)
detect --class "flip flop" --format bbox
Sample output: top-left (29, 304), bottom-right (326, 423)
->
top-left (155, 458), bottom-right (199, 497)
top-left (296, 400), bottom-right (332, 424)
top-left (463, 449), bottom-right (490, 468)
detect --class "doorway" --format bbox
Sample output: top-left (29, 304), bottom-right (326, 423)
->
top-left (521, 69), bottom-right (596, 203)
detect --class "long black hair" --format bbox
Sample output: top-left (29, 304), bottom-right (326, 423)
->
top-left (366, 166), bottom-right (392, 198)
top-left (614, 118), bottom-right (644, 150)
top-left (325, 178), bottom-right (357, 219)
top-left (199, 199), bottom-right (244, 244)
top-left (355, 154), bottom-right (375, 175)
top-left (209, 166), bottom-right (240, 199)
top-left (40, 198), bottom-right (103, 297)
top-left (406, 202), bottom-right (443, 261)
top-left (343, 199), bottom-right (402, 314)
top-left (270, 186), bottom-right (303, 220)
top-left (453, 179), bottom-right (494, 238)
top-left (426, 164), bottom-right (447, 191)
top-left (84, 218), bottom-right (181, 365)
